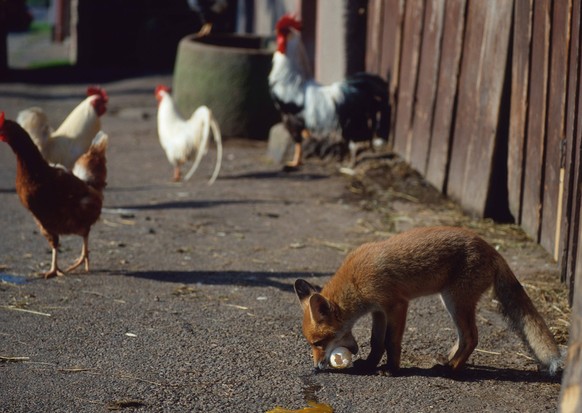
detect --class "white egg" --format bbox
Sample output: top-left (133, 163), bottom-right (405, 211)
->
top-left (329, 346), bottom-right (353, 369)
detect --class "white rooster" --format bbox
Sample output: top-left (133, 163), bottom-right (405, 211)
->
top-left (155, 85), bottom-right (223, 184)
top-left (16, 86), bottom-right (109, 170)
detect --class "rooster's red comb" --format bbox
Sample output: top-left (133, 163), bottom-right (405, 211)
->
top-left (0, 112), bottom-right (4, 128)
top-left (275, 14), bottom-right (301, 33)
top-left (155, 85), bottom-right (171, 96)
top-left (87, 86), bottom-right (108, 102)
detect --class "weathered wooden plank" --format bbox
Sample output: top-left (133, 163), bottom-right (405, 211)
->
top-left (521, 0), bottom-right (551, 242)
top-left (393, 0), bottom-right (424, 161)
top-left (380, 0), bottom-right (404, 83)
top-left (461, 2), bottom-right (514, 216)
top-left (409, 0), bottom-right (445, 176)
top-left (425, 0), bottom-right (467, 192)
top-left (446, 1), bottom-right (484, 203)
top-left (365, 0), bottom-right (384, 75)
top-left (562, 0), bottom-right (582, 291)
top-left (540, 0), bottom-right (572, 258)
top-left (447, 0), bottom-right (513, 216)
top-left (380, 0), bottom-right (405, 143)
top-left (508, 0), bottom-right (533, 224)
top-left (559, 214), bottom-right (582, 411)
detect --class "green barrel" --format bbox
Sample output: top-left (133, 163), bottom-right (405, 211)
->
top-left (173, 33), bottom-right (280, 139)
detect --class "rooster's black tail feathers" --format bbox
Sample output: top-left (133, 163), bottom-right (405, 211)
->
top-left (338, 73), bottom-right (390, 143)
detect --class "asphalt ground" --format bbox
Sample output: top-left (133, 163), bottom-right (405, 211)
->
top-left (0, 46), bottom-right (569, 413)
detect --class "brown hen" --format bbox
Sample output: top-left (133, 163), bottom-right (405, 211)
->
top-left (0, 112), bottom-right (107, 278)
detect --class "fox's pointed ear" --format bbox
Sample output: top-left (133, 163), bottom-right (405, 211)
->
top-left (308, 294), bottom-right (332, 324)
top-left (294, 279), bottom-right (318, 307)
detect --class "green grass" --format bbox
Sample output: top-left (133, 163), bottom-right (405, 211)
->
top-left (28, 60), bottom-right (72, 69)
top-left (29, 21), bottom-right (52, 34)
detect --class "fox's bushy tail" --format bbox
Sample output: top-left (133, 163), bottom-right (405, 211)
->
top-left (493, 256), bottom-right (561, 375)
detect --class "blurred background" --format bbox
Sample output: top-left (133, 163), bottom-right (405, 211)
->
top-left (1, 0), bottom-right (303, 72)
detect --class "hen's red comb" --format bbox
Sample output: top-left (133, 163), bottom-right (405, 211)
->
top-left (155, 85), bottom-right (171, 96)
top-left (0, 112), bottom-right (4, 128)
top-left (275, 14), bottom-right (301, 32)
top-left (87, 86), bottom-right (108, 102)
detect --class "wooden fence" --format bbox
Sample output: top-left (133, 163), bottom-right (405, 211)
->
top-left (366, 0), bottom-right (581, 291)
top-left (365, 0), bottom-right (582, 408)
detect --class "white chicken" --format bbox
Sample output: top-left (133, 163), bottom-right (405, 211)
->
top-left (16, 86), bottom-right (109, 170)
top-left (155, 85), bottom-right (223, 184)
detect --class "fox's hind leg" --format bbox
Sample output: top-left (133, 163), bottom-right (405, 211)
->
top-left (440, 292), bottom-right (479, 371)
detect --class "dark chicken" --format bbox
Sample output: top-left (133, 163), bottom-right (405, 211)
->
top-left (0, 113), bottom-right (107, 278)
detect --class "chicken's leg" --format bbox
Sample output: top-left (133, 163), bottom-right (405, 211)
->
top-left (285, 129), bottom-right (310, 169)
top-left (173, 166), bottom-right (182, 182)
top-left (66, 235), bottom-right (90, 273)
top-left (286, 142), bottom-right (303, 168)
top-left (348, 141), bottom-right (358, 168)
top-left (45, 247), bottom-right (65, 279)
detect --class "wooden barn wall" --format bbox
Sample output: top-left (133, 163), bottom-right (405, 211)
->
top-left (366, 1), bottom-right (582, 402)
top-left (367, 0), bottom-right (581, 293)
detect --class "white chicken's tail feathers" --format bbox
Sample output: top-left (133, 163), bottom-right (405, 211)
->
top-left (16, 107), bottom-right (52, 151)
top-left (183, 106), bottom-right (223, 185)
top-left (91, 130), bottom-right (109, 149)
top-left (183, 107), bottom-right (210, 182)
top-left (207, 115), bottom-right (222, 185)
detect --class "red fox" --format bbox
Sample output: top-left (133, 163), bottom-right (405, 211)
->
top-left (294, 226), bottom-right (561, 375)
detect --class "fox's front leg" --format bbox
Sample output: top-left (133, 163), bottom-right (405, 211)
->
top-left (354, 311), bottom-right (387, 372)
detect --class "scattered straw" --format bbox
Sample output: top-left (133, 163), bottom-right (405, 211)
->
top-left (0, 356), bottom-right (30, 362)
top-left (475, 349), bottom-right (501, 356)
top-left (58, 367), bottom-right (96, 373)
top-left (0, 306), bottom-right (51, 317)
top-left (515, 352), bottom-right (535, 361)
top-left (224, 304), bottom-right (249, 310)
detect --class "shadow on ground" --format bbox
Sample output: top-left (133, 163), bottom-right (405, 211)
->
top-left (122, 270), bottom-right (330, 293)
